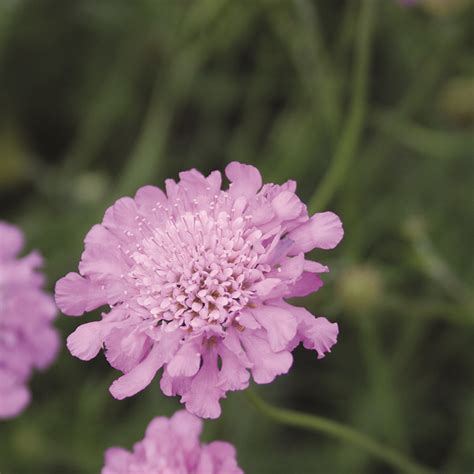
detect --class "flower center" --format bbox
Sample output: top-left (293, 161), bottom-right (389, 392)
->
top-left (129, 209), bottom-right (268, 331)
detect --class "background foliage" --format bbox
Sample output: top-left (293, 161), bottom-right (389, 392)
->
top-left (0, 0), bottom-right (473, 473)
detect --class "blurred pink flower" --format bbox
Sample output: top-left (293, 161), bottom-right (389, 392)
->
top-left (0, 221), bottom-right (59, 419)
top-left (102, 410), bottom-right (243, 474)
top-left (56, 162), bottom-right (342, 418)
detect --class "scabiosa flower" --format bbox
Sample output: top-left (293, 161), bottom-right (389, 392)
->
top-left (56, 162), bottom-right (343, 418)
top-left (102, 410), bottom-right (243, 474)
top-left (0, 221), bottom-right (59, 419)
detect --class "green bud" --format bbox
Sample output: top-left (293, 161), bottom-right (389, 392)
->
top-left (337, 264), bottom-right (384, 314)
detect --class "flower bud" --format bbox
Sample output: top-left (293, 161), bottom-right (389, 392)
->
top-left (337, 264), bottom-right (384, 314)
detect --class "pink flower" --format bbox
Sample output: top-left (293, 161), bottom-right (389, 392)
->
top-left (56, 162), bottom-right (343, 418)
top-left (102, 410), bottom-right (243, 474)
top-left (0, 221), bottom-right (59, 419)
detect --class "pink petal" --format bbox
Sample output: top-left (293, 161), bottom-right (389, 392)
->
top-left (248, 202), bottom-right (274, 226)
top-left (287, 272), bottom-right (324, 297)
top-left (274, 253), bottom-right (305, 280)
top-left (302, 316), bottom-right (338, 358)
top-left (235, 310), bottom-right (260, 330)
top-left (0, 340), bottom-right (32, 381)
top-left (251, 305), bottom-right (297, 352)
top-left (287, 304), bottom-right (338, 358)
top-left (0, 221), bottom-right (24, 259)
top-left (164, 178), bottom-right (179, 201)
top-left (206, 170), bottom-right (222, 191)
top-left (280, 179), bottom-right (297, 193)
top-left (225, 162), bottom-right (262, 199)
top-left (55, 272), bottom-right (107, 316)
top-left (195, 449), bottom-right (215, 474)
top-left (169, 410), bottom-right (203, 448)
top-left (253, 278), bottom-right (283, 298)
top-left (0, 370), bottom-right (30, 419)
top-left (84, 224), bottom-right (113, 246)
top-left (239, 329), bottom-right (293, 384)
top-left (201, 442), bottom-right (243, 474)
top-left (78, 244), bottom-right (128, 278)
top-left (222, 328), bottom-right (252, 366)
top-left (178, 169), bottom-right (209, 189)
top-left (265, 238), bottom-right (295, 265)
top-left (288, 211), bottom-right (343, 252)
top-left (272, 191), bottom-right (304, 221)
top-left (304, 260), bottom-right (329, 273)
top-left (109, 332), bottom-right (181, 399)
top-left (217, 345), bottom-right (250, 391)
top-left (176, 170), bottom-right (222, 208)
top-left (0, 386), bottom-right (30, 419)
top-left (31, 326), bottom-right (60, 369)
top-left (102, 447), bottom-right (132, 474)
top-left (160, 371), bottom-right (192, 397)
top-left (143, 416), bottom-right (169, 438)
top-left (134, 185), bottom-right (167, 210)
top-left (104, 197), bottom-right (139, 230)
top-left (181, 352), bottom-right (223, 419)
top-left (67, 321), bottom-right (106, 361)
top-left (166, 342), bottom-right (201, 378)
top-left (105, 327), bottom-right (150, 373)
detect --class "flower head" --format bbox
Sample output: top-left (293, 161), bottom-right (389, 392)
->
top-left (56, 162), bottom-right (343, 418)
top-left (102, 410), bottom-right (243, 474)
top-left (0, 221), bottom-right (59, 419)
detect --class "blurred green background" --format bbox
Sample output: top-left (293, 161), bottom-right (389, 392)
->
top-left (0, 0), bottom-right (473, 473)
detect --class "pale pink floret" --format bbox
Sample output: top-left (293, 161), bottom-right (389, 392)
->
top-left (102, 410), bottom-right (243, 474)
top-left (0, 221), bottom-right (59, 419)
top-left (56, 162), bottom-right (343, 418)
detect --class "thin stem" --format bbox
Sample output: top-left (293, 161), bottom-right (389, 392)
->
top-left (371, 110), bottom-right (474, 160)
top-left (59, 39), bottom-right (147, 179)
top-left (115, 0), bottom-right (227, 198)
top-left (245, 389), bottom-right (436, 474)
top-left (405, 219), bottom-right (472, 306)
top-left (294, 0), bottom-right (341, 139)
top-left (115, 71), bottom-right (169, 198)
top-left (308, 0), bottom-right (375, 213)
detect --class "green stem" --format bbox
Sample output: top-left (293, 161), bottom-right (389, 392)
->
top-left (245, 389), bottom-right (436, 474)
top-left (294, 0), bottom-right (341, 139)
top-left (371, 110), bottom-right (474, 160)
top-left (308, 0), bottom-right (375, 213)
top-left (59, 39), bottom-right (147, 179)
top-left (115, 0), bottom-right (230, 198)
top-left (114, 71), bottom-right (169, 198)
